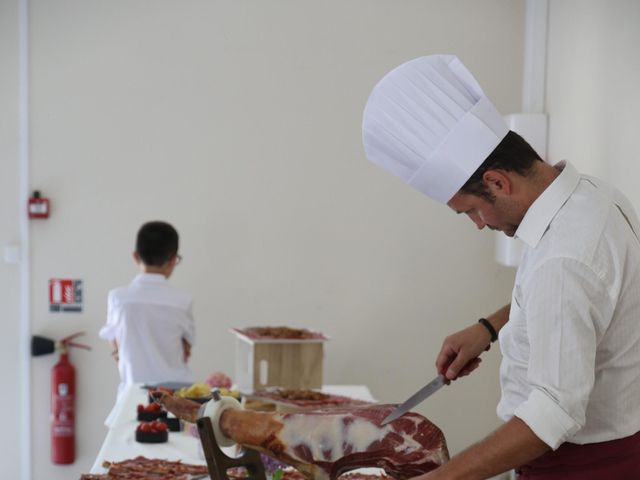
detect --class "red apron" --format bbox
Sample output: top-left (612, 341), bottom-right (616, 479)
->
top-left (516, 431), bottom-right (640, 479)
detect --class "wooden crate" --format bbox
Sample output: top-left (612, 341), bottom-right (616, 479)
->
top-left (230, 328), bottom-right (327, 393)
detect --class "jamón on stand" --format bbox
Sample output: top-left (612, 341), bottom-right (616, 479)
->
top-left (151, 391), bottom-right (449, 480)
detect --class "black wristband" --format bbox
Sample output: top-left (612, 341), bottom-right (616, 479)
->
top-left (478, 318), bottom-right (498, 343)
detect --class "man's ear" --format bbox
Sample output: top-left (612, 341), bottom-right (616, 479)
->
top-left (482, 169), bottom-right (512, 196)
top-left (132, 251), bottom-right (141, 264)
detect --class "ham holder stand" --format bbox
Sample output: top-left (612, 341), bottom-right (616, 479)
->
top-left (197, 390), bottom-right (267, 480)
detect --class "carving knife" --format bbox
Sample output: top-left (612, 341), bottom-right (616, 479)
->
top-left (381, 374), bottom-right (447, 426)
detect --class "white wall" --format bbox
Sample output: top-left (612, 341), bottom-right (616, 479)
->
top-left (547, 0), bottom-right (640, 210)
top-left (2, 1), bottom-right (528, 478)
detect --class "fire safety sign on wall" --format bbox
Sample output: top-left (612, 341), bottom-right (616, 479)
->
top-left (49, 279), bottom-right (83, 313)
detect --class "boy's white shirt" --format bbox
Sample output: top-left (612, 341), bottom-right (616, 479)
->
top-left (100, 272), bottom-right (195, 398)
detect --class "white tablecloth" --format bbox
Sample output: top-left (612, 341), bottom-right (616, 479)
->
top-left (91, 384), bottom-right (376, 474)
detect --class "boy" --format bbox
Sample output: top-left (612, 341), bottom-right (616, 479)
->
top-left (100, 221), bottom-right (195, 398)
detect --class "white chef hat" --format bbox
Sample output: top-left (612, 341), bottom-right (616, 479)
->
top-left (362, 55), bottom-right (509, 203)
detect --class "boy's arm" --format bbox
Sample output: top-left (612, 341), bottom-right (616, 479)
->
top-left (181, 300), bottom-right (195, 363)
top-left (101, 291), bottom-right (120, 362)
top-left (182, 338), bottom-right (191, 363)
top-left (110, 339), bottom-right (119, 362)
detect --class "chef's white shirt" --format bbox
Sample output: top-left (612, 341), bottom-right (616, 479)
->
top-left (99, 273), bottom-right (195, 398)
top-left (497, 161), bottom-right (640, 449)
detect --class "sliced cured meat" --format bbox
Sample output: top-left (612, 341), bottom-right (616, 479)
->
top-left (282, 467), bottom-right (393, 480)
top-left (252, 388), bottom-right (371, 407)
top-left (152, 392), bottom-right (448, 480)
top-left (79, 455), bottom-right (208, 479)
top-left (338, 471), bottom-right (394, 480)
top-left (232, 326), bottom-right (327, 340)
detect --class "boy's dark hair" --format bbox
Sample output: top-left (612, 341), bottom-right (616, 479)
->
top-left (136, 221), bottom-right (179, 266)
top-left (460, 130), bottom-right (543, 200)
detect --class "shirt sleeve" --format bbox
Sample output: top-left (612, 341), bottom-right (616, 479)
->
top-left (98, 290), bottom-right (119, 341)
top-left (514, 256), bottom-right (614, 449)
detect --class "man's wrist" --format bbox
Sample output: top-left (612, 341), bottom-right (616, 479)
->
top-left (478, 317), bottom-right (498, 342)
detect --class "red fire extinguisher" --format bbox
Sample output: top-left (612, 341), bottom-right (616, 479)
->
top-left (47, 332), bottom-right (91, 464)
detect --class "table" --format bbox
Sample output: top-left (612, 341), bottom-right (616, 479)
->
top-left (91, 384), bottom-right (376, 474)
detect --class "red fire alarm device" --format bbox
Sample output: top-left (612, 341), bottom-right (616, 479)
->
top-left (28, 190), bottom-right (50, 219)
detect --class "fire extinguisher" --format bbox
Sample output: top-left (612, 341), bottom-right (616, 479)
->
top-left (32, 331), bottom-right (91, 464)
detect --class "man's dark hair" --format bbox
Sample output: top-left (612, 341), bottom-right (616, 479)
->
top-left (136, 221), bottom-right (179, 266)
top-left (460, 130), bottom-right (543, 200)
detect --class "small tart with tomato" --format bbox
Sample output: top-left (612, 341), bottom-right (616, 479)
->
top-left (135, 419), bottom-right (168, 443)
top-left (137, 402), bottom-right (168, 421)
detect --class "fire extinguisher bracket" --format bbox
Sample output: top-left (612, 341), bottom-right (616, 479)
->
top-left (31, 332), bottom-right (91, 357)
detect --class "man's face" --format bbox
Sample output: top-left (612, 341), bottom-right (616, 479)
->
top-left (447, 191), bottom-right (524, 237)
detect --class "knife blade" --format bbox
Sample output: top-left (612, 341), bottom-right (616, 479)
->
top-left (381, 374), bottom-right (447, 426)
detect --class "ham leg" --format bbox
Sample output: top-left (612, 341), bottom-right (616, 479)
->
top-left (151, 391), bottom-right (448, 480)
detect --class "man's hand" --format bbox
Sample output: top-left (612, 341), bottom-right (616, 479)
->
top-left (436, 323), bottom-right (491, 380)
top-left (436, 305), bottom-right (510, 380)
top-left (182, 338), bottom-right (192, 363)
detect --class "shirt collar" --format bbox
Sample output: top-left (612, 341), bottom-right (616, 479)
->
top-left (132, 272), bottom-right (168, 285)
top-left (515, 161), bottom-right (581, 248)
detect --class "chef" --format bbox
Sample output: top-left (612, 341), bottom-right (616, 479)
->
top-left (361, 55), bottom-right (640, 479)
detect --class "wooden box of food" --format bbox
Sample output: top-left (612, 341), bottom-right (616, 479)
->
top-left (230, 327), bottom-right (328, 393)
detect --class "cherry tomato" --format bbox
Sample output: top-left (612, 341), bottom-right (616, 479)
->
top-left (137, 404), bottom-right (144, 413)
top-left (154, 421), bottom-right (168, 432)
top-left (139, 422), bottom-right (153, 433)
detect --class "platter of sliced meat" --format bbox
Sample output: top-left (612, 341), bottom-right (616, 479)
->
top-left (79, 456), bottom-right (209, 479)
top-left (230, 326), bottom-right (328, 343)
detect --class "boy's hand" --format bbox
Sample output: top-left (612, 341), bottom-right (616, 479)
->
top-left (182, 338), bottom-right (192, 363)
top-left (110, 340), bottom-right (119, 362)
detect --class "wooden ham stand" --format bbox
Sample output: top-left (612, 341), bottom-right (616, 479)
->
top-left (196, 412), bottom-right (266, 480)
